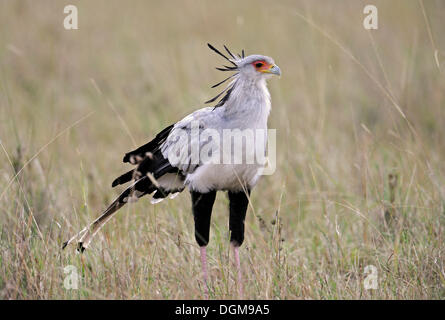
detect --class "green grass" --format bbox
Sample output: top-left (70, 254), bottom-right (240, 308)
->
top-left (0, 0), bottom-right (444, 299)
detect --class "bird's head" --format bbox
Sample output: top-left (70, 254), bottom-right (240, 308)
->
top-left (207, 44), bottom-right (281, 80)
top-left (235, 54), bottom-right (281, 79)
top-left (205, 44), bottom-right (280, 107)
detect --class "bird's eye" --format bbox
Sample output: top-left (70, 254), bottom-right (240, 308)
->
top-left (255, 62), bottom-right (263, 68)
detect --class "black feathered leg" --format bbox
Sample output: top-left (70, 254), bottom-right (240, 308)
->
top-left (228, 189), bottom-right (250, 298)
top-left (191, 190), bottom-right (217, 246)
top-left (191, 190), bottom-right (217, 298)
top-left (228, 190), bottom-right (250, 246)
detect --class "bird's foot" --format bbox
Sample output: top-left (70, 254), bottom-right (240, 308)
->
top-left (200, 246), bottom-right (209, 299)
top-left (232, 243), bottom-right (243, 298)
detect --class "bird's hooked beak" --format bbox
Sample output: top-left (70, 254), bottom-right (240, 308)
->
top-left (261, 64), bottom-right (281, 76)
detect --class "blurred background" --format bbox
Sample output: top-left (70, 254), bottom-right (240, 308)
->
top-left (0, 0), bottom-right (443, 299)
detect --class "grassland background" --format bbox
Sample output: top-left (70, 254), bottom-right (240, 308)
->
top-left (0, 0), bottom-right (444, 299)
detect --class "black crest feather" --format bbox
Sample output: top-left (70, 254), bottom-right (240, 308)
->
top-left (206, 44), bottom-right (245, 109)
top-left (224, 45), bottom-right (236, 59)
top-left (207, 43), bottom-right (237, 67)
top-left (211, 73), bottom-right (238, 88)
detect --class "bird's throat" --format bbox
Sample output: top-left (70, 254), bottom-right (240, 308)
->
top-left (222, 77), bottom-right (271, 124)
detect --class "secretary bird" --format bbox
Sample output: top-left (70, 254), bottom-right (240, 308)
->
top-left (63, 44), bottom-right (281, 297)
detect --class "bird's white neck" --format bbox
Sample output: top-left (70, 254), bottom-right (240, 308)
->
top-left (222, 76), bottom-right (271, 128)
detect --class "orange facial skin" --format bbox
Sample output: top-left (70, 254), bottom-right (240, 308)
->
top-left (251, 60), bottom-right (273, 72)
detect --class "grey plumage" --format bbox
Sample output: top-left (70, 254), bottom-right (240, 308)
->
top-left (63, 44), bottom-right (280, 252)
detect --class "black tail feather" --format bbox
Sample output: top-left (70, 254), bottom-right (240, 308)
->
top-left (113, 147), bottom-right (180, 188)
top-left (63, 176), bottom-right (155, 252)
top-left (112, 169), bottom-right (137, 187)
top-left (65, 123), bottom-right (186, 252)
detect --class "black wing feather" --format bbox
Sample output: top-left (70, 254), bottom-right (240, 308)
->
top-left (123, 124), bottom-right (174, 164)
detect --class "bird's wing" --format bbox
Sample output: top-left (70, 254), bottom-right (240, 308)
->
top-left (161, 106), bottom-right (220, 174)
top-left (122, 124), bottom-right (174, 165)
top-left (112, 106), bottom-right (219, 190)
top-left (111, 120), bottom-right (186, 202)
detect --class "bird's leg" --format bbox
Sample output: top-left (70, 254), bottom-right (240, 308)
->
top-left (191, 190), bottom-right (217, 299)
top-left (228, 189), bottom-right (250, 299)
top-left (200, 246), bottom-right (209, 298)
top-left (231, 243), bottom-right (243, 298)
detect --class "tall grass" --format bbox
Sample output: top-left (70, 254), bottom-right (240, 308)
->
top-left (0, 0), bottom-right (444, 299)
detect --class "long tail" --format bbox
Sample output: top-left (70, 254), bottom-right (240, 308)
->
top-left (62, 177), bottom-right (154, 252)
top-left (63, 125), bottom-right (186, 252)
